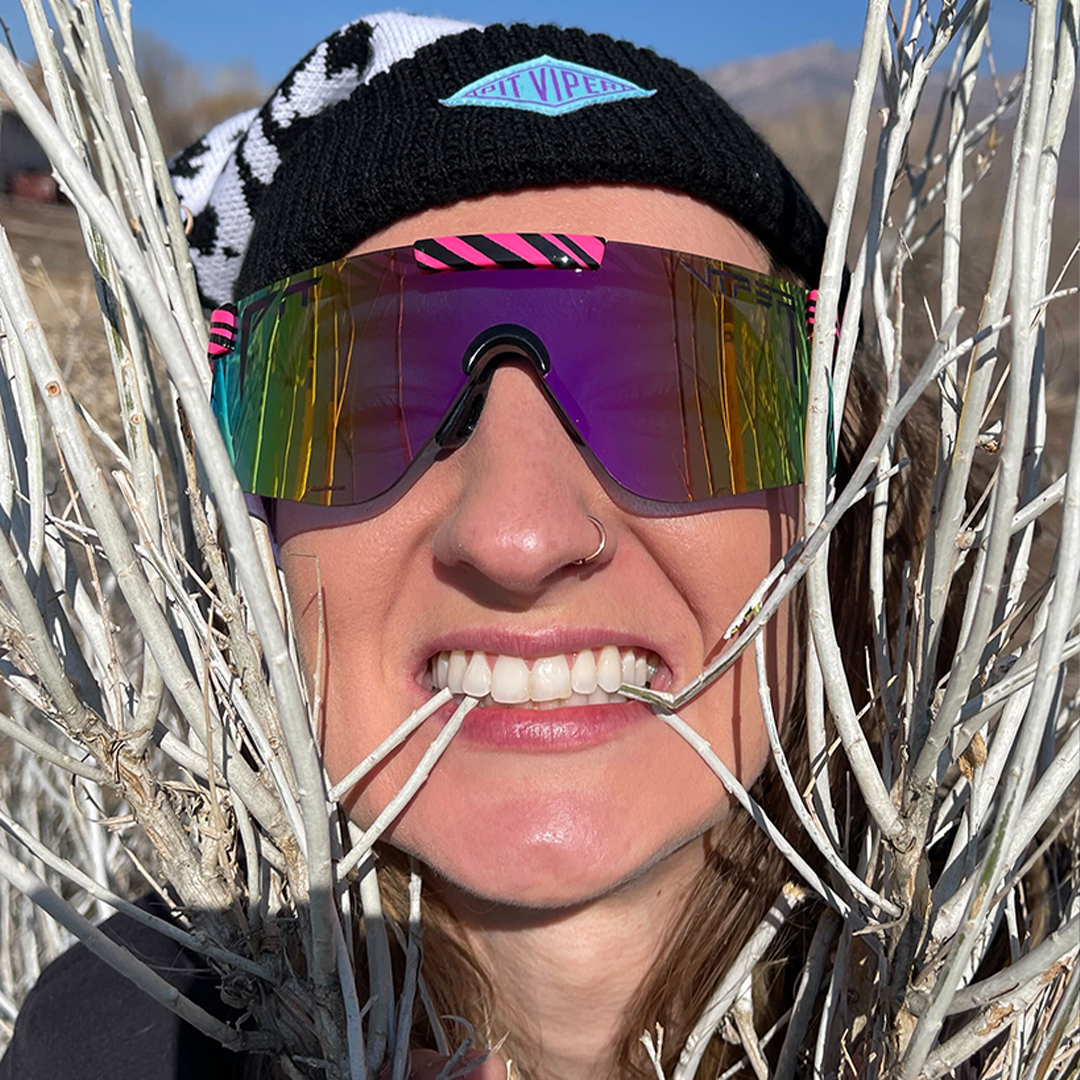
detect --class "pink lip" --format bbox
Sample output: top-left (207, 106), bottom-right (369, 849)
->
top-left (422, 691), bottom-right (655, 751)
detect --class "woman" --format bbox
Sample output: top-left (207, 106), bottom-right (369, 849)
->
top-left (2, 13), bottom-right (929, 1080)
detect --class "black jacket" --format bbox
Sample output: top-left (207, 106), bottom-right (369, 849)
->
top-left (0, 895), bottom-right (248, 1079)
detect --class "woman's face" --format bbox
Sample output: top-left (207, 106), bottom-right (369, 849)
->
top-left (276, 185), bottom-right (800, 908)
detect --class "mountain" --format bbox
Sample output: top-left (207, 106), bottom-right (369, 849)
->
top-left (702, 41), bottom-right (1077, 199)
top-left (701, 42), bottom-right (859, 117)
top-left (701, 40), bottom-right (1032, 121)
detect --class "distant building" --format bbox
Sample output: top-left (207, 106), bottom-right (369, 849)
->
top-left (0, 103), bottom-right (58, 202)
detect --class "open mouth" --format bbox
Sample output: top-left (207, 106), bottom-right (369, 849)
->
top-left (427, 646), bottom-right (662, 709)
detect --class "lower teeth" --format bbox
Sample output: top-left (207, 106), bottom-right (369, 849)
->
top-left (467, 691), bottom-right (630, 708)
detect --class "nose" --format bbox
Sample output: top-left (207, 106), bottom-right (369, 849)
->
top-left (430, 360), bottom-right (616, 599)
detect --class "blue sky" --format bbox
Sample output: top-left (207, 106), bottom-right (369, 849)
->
top-left (5, 0), bottom-right (1033, 87)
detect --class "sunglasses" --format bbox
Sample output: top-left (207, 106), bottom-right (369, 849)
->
top-left (207, 234), bottom-right (815, 509)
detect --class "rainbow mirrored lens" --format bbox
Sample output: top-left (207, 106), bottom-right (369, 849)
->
top-left (210, 238), bottom-right (812, 507)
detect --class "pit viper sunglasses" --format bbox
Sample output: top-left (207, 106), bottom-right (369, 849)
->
top-left (207, 234), bottom-right (818, 509)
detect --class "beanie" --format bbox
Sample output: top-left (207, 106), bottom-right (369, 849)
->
top-left (169, 12), bottom-right (828, 308)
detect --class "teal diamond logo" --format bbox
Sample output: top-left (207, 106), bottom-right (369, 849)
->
top-left (439, 55), bottom-right (656, 116)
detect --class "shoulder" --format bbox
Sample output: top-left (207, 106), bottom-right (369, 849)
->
top-left (0, 895), bottom-right (246, 1080)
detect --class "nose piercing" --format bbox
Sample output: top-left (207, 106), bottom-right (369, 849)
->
top-left (572, 515), bottom-right (607, 566)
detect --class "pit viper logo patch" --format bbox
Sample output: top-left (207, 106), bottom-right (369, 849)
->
top-left (439, 55), bottom-right (656, 116)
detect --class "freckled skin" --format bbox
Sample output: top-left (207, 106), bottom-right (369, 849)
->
top-left (275, 184), bottom-right (800, 907)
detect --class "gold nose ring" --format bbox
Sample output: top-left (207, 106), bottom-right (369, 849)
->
top-left (572, 515), bottom-right (607, 566)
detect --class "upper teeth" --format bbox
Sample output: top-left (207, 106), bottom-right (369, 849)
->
top-left (429, 646), bottom-right (659, 707)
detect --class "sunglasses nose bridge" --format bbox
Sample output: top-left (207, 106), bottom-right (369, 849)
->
top-left (436, 323), bottom-right (553, 448)
top-left (461, 322), bottom-right (551, 376)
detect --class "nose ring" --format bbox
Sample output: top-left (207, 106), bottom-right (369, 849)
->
top-left (573, 515), bottom-right (607, 566)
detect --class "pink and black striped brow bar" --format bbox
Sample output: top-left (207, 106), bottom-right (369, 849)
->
top-left (207, 304), bottom-right (238, 359)
top-left (413, 233), bottom-right (606, 271)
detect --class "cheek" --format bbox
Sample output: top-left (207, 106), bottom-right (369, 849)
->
top-left (676, 635), bottom-right (792, 809)
top-left (278, 544), bottom-right (328, 709)
top-left (662, 496), bottom-right (800, 784)
top-left (277, 529), bottom-right (396, 768)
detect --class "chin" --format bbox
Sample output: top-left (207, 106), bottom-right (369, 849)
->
top-left (376, 772), bottom-right (725, 909)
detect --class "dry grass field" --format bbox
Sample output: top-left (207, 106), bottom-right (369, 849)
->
top-left (1, 195), bottom-right (118, 435)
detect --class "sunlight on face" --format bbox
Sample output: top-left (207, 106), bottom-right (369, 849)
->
top-left (274, 185), bottom-right (801, 908)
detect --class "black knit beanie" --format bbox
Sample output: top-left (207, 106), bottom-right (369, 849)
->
top-left (169, 13), bottom-right (828, 308)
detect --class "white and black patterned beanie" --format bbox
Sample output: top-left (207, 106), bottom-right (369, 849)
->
top-left (169, 12), bottom-right (829, 308)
